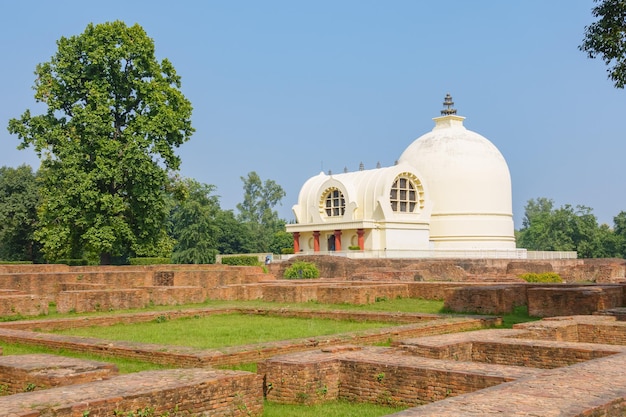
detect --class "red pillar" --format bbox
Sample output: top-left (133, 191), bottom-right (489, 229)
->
top-left (357, 228), bottom-right (365, 250)
top-left (313, 231), bottom-right (320, 252)
top-left (334, 230), bottom-right (342, 251)
top-left (292, 232), bottom-right (300, 253)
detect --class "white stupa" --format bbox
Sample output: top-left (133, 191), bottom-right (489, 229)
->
top-left (286, 94), bottom-right (518, 258)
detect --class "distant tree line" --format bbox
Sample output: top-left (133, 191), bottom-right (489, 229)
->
top-left (0, 165), bottom-right (292, 264)
top-left (2, 164), bottom-right (625, 263)
top-left (3, 1), bottom-right (626, 265)
top-left (516, 198), bottom-right (626, 259)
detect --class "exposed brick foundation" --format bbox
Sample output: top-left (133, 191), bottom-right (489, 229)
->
top-left (0, 368), bottom-right (263, 417)
top-left (56, 289), bottom-right (149, 313)
top-left (0, 294), bottom-right (48, 317)
top-left (0, 354), bottom-right (118, 394)
top-left (528, 285), bottom-right (623, 317)
top-left (0, 309), bottom-right (494, 368)
top-left (443, 284), bottom-right (527, 314)
top-left (259, 316), bottom-right (626, 415)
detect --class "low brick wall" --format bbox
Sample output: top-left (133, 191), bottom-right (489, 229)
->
top-left (528, 286), bottom-right (623, 317)
top-left (0, 368), bottom-right (263, 417)
top-left (260, 284), bottom-right (320, 303)
top-left (56, 289), bottom-right (149, 313)
top-left (212, 282), bottom-right (411, 305)
top-left (0, 354), bottom-right (118, 394)
top-left (59, 282), bottom-right (107, 291)
top-left (443, 285), bottom-right (527, 314)
top-left (515, 315), bottom-right (626, 346)
top-left (0, 265), bottom-right (268, 300)
top-left (210, 284), bottom-right (265, 301)
top-left (397, 327), bottom-right (624, 369)
top-left (388, 352), bottom-right (626, 417)
top-left (316, 284), bottom-right (408, 304)
top-left (259, 346), bottom-right (540, 406)
top-left (469, 340), bottom-right (616, 368)
top-left (0, 294), bottom-right (48, 317)
top-left (258, 348), bottom-right (343, 404)
top-left (142, 286), bottom-right (206, 306)
top-left (405, 282), bottom-right (493, 300)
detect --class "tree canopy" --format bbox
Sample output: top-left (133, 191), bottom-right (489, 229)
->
top-left (7, 21), bottom-right (193, 264)
top-left (580, 0), bottom-right (626, 88)
top-left (516, 197), bottom-right (626, 258)
top-left (236, 171), bottom-right (287, 253)
top-left (169, 178), bottom-right (220, 264)
top-left (0, 165), bottom-right (41, 262)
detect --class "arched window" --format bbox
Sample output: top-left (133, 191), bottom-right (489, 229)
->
top-left (390, 174), bottom-right (423, 213)
top-left (321, 188), bottom-right (345, 217)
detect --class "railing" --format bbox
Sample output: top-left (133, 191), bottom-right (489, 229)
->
top-left (218, 249), bottom-right (579, 263)
top-left (525, 251), bottom-right (578, 260)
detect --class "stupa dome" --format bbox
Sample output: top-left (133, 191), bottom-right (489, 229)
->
top-left (397, 94), bottom-right (514, 248)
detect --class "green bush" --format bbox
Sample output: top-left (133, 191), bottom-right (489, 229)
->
top-left (518, 272), bottom-right (563, 283)
top-left (56, 259), bottom-right (89, 266)
top-left (221, 256), bottom-right (261, 266)
top-left (281, 247), bottom-right (295, 254)
top-left (0, 261), bottom-right (33, 265)
top-left (348, 245), bottom-right (361, 251)
top-left (284, 261), bottom-right (320, 279)
top-left (129, 257), bottom-right (171, 265)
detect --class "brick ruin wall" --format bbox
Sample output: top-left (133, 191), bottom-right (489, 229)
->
top-left (0, 354), bottom-right (118, 395)
top-left (259, 317), bottom-right (626, 415)
top-left (2, 304), bottom-right (626, 415)
top-left (0, 368), bottom-right (263, 417)
top-left (0, 293), bottom-right (48, 316)
top-left (276, 256), bottom-right (626, 283)
top-left (443, 285), bottom-right (528, 314)
top-left (259, 345), bottom-right (540, 407)
top-left (528, 285), bottom-right (624, 317)
top-left (443, 283), bottom-right (626, 316)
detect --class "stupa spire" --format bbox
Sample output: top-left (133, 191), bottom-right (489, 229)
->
top-left (440, 93), bottom-right (457, 116)
top-left (432, 93), bottom-right (465, 130)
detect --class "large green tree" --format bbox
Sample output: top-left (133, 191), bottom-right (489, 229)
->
top-left (7, 21), bottom-right (193, 264)
top-left (169, 178), bottom-right (220, 264)
top-left (580, 0), bottom-right (626, 88)
top-left (0, 165), bottom-right (41, 262)
top-left (236, 171), bottom-right (286, 253)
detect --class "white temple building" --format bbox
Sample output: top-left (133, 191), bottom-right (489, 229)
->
top-left (286, 94), bottom-right (525, 258)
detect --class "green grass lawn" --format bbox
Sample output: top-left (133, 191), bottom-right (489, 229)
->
top-left (263, 400), bottom-right (405, 417)
top-left (48, 313), bottom-right (401, 348)
top-left (1, 342), bottom-right (173, 374)
top-left (0, 297), bottom-right (537, 417)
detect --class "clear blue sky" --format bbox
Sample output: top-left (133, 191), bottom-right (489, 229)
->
top-left (1, 1), bottom-right (624, 229)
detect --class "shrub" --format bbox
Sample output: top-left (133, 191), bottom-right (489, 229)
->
top-left (281, 247), bottom-right (295, 254)
top-left (284, 261), bottom-right (320, 279)
top-left (221, 256), bottom-right (260, 266)
top-left (129, 257), bottom-right (171, 265)
top-left (0, 261), bottom-right (32, 265)
top-left (518, 272), bottom-right (563, 283)
top-left (56, 259), bottom-right (88, 266)
top-left (348, 245), bottom-right (361, 251)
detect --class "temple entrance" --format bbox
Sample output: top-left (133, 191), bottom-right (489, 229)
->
top-left (327, 234), bottom-right (336, 251)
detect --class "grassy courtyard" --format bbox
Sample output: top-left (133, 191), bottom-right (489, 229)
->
top-left (47, 313), bottom-right (401, 348)
top-left (0, 298), bottom-right (537, 416)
